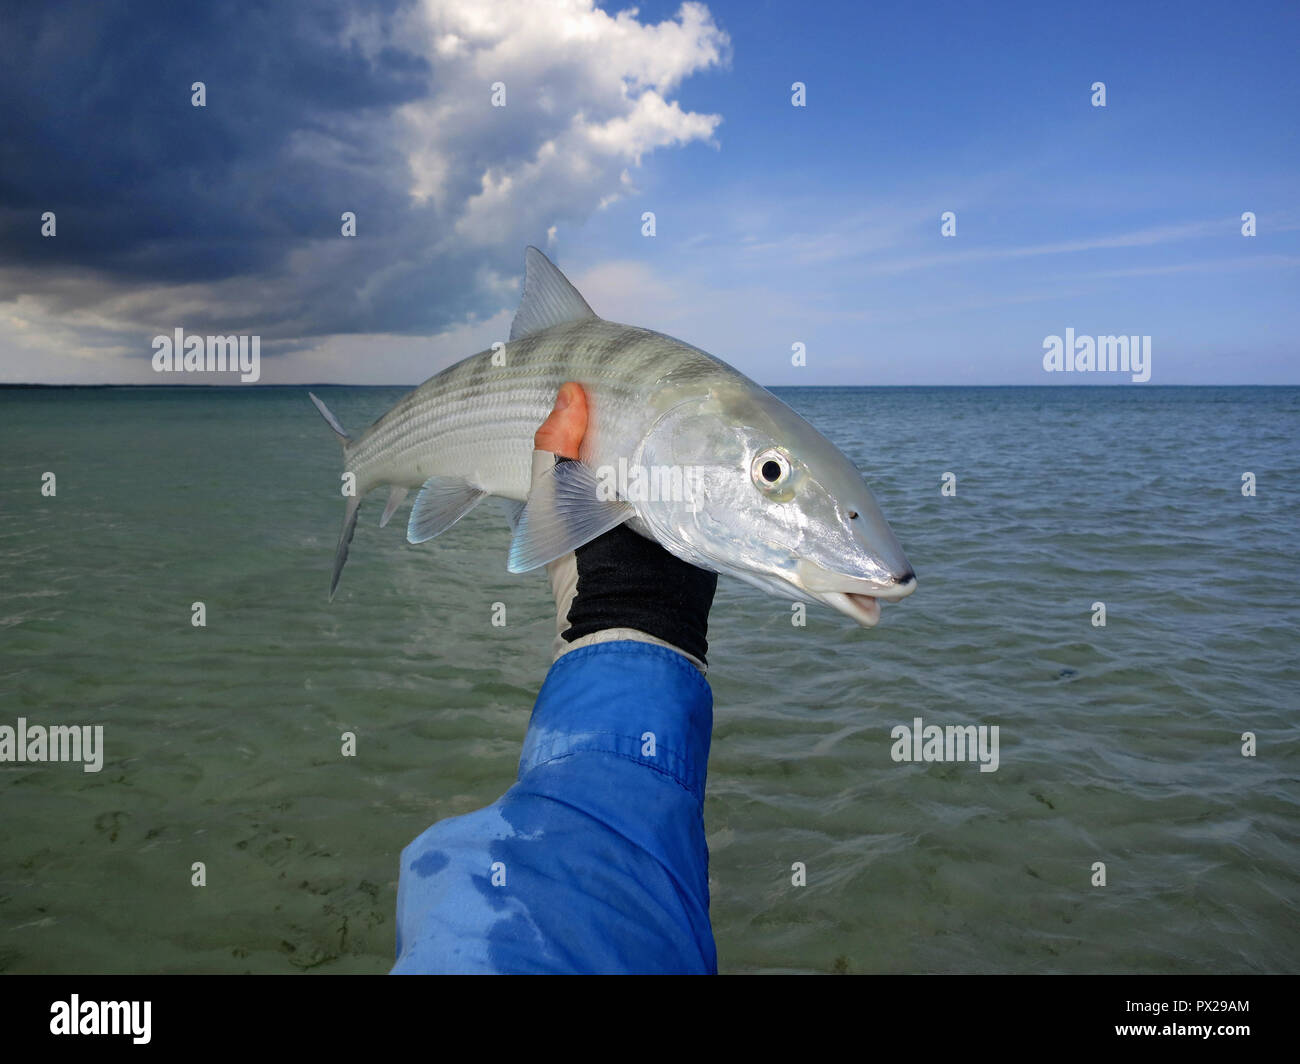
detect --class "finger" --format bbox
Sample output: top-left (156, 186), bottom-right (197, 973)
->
top-left (533, 381), bottom-right (588, 459)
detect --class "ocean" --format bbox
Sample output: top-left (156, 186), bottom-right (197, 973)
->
top-left (1, 384), bottom-right (1296, 973)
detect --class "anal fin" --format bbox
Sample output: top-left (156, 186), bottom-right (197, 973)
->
top-left (380, 486), bottom-right (409, 528)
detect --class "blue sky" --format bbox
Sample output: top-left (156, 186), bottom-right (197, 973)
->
top-left (1, 0), bottom-right (1296, 384)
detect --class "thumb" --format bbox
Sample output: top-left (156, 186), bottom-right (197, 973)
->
top-left (533, 381), bottom-right (588, 459)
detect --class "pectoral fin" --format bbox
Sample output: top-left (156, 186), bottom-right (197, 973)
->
top-left (507, 460), bottom-right (633, 572)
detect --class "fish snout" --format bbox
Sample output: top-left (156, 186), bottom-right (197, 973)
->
top-left (877, 569), bottom-right (917, 599)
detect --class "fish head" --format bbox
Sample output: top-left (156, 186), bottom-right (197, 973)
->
top-left (634, 385), bottom-right (916, 628)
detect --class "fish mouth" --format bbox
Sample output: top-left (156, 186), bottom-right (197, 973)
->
top-left (801, 567), bottom-right (918, 629)
top-left (821, 591), bottom-right (884, 627)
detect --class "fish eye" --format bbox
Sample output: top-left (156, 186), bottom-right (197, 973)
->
top-left (848, 510), bottom-right (859, 520)
top-left (752, 449), bottom-right (791, 491)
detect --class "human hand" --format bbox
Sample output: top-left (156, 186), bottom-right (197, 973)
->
top-left (531, 382), bottom-right (718, 671)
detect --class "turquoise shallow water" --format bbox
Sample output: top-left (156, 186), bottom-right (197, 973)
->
top-left (1, 384), bottom-right (1297, 973)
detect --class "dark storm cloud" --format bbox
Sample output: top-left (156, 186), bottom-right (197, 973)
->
top-left (0, 0), bottom-right (496, 341)
top-left (2, 1), bottom-right (423, 274)
top-left (0, 0), bottom-right (727, 352)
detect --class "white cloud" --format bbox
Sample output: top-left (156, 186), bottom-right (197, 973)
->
top-left (400, 0), bottom-right (727, 241)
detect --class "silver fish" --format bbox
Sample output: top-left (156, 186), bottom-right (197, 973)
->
top-left (310, 247), bottom-right (916, 626)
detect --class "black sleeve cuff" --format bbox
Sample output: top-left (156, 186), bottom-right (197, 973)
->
top-left (561, 523), bottom-right (718, 665)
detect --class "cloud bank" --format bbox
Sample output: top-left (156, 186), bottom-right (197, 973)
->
top-left (0, 0), bottom-right (728, 370)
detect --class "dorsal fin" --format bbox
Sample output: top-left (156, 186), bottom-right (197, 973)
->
top-left (509, 246), bottom-right (598, 341)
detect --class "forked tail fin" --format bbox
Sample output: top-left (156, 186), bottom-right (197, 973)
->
top-left (329, 496), bottom-right (361, 602)
top-left (309, 391), bottom-right (352, 443)
top-left (308, 391), bottom-right (359, 601)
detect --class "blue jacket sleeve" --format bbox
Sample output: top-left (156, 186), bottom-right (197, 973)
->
top-left (391, 640), bottom-right (716, 974)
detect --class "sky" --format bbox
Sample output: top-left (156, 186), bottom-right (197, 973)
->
top-left (1, 0), bottom-right (1296, 386)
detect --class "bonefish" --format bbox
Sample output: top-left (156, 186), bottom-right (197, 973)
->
top-left (310, 247), bottom-right (916, 626)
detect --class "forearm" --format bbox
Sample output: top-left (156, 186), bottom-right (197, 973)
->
top-left (392, 640), bottom-right (715, 974)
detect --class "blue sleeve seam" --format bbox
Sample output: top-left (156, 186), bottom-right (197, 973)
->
top-left (523, 746), bottom-right (703, 803)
